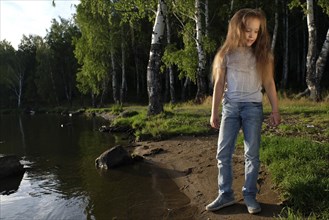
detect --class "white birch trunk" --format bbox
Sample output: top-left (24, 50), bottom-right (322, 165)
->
top-left (7, 63), bottom-right (25, 108)
top-left (147, 0), bottom-right (167, 115)
top-left (315, 28), bottom-right (329, 101)
top-left (195, 0), bottom-right (207, 103)
top-left (305, 0), bottom-right (317, 100)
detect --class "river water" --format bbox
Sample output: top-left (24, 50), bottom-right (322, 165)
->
top-left (0, 114), bottom-right (196, 220)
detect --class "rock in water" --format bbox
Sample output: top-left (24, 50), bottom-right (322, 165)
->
top-left (95, 145), bottom-right (133, 169)
top-left (0, 155), bottom-right (25, 179)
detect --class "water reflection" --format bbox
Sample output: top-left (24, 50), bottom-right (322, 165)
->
top-left (0, 114), bottom-right (196, 219)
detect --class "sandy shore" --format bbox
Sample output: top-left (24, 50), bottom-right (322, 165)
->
top-left (136, 134), bottom-right (283, 220)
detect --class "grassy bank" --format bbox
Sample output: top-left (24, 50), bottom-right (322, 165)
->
top-left (260, 98), bottom-right (329, 219)
top-left (110, 97), bottom-right (329, 219)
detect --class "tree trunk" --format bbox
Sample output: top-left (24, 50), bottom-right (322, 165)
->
top-left (8, 61), bottom-right (25, 108)
top-left (314, 28), bottom-right (329, 101)
top-left (18, 71), bottom-right (23, 108)
top-left (305, 0), bottom-right (318, 101)
top-left (230, 0), bottom-right (234, 15)
top-left (99, 74), bottom-right (109, 107)
top-left (91, 92), bottom-right (96, 108)
top-left (194, 0), bottom-right (207, 103)
top-left (205, 0), bottom-right (213, 95)
top-left (50, 70), bottom-right (59, 106)
top-left (282, 1), bottom-right (289, 89)
top-left (271, 0), bottom-right (279, 52)
top-left (181, 77), bottom-right (190, 101)
top-left (111, 46), bottom-right (119, 104)
top-left (120, 28), bottom-right (127, 104)
top-left (147, 0), bottom-right (167, 115)
top-left (130, 26), bottom-right (141, 99)
top-left (301, 24), bottom-right (307, 86)
top-left (165, 13), bottom-right (176, 103)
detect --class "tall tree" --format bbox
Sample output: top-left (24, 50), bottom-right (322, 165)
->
top-left (271, 0), bottom-right (279, 52)
top-left (74, 0), bottom-right (115, 106)
top-left (147, 0), bottom-right (167, 115)
top-left (165, 13), bottom-right (176, 103)
top-left (293, 0), bottom-right (329, 101)
top-left (194, 0), bottom-right (207, 103)
top-left (1, 35), bottom-right (40, 108)
top-left (305, 0), bottom-right (318, 100)
top-left (35, 42), bottom-right (60, 106)
top-left (46, 18), bottom-right (80, 105)
top-left (120, 26), bottom-right (128, 103)
top-left (282, 0), bottom-right (289, 89)
top-left (0, 40), bottom-right (15, 107)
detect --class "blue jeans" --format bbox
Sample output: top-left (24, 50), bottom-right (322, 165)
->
top-left (216, 100), bottom-right (263, 198)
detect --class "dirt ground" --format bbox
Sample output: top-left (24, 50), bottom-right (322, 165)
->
top-left (135, 134), bottom-right (283, 220)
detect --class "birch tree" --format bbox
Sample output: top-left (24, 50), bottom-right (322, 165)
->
top-left (163, 0), bottom-right (211, 102)
top-left (75, 0), bottom-right (117, 106)
top-left (305, 0), bottom-right (318, 100)
top-left (293, 0), bottom-right (329, 101)
top-left (120, 26), bottom-right (127, 104)
top-left (271, 0), bottom-right (279, 52)
top-left (194, 0), bottom-right (207, 103)
top-left (314, 28), bottom-right (329, 101)
top-left (5, 50), bottom-right (27, 108)
top-left (147, 0), bottom-right (167, 115)
top-left (165, 13), bottom-right (176, 103)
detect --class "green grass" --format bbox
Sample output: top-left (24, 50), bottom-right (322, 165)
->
top-left (112, 102), bottom-right (213, 140)
top-left (260, 136), bottom-right (329, 218)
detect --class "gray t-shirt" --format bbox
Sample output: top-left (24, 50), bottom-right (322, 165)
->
top-left (221, 47), bottom-right (262, 102)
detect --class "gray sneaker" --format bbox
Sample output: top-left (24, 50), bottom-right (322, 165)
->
top-left (244, 196), bottom-right (261, 214)
top-left (206, 195), bottom-right (235, 211)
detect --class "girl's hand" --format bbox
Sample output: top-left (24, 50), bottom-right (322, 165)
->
top-left (210, 115), bottom-right (220, 129)
top-left (269, 112), bottom-right (281, 127)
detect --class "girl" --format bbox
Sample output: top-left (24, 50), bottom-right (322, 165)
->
top-left (206, 8), bottom-right (281, 214)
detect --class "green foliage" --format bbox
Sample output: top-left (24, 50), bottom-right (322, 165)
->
top-left (45, 17), bottom-right (80, 104)
top-left (74, 0), bottom-right (115, 97)
top-left (111, 103), bottom-right (123, 114)
top-left (202, 36), bottom-right (217, 54)
top-left (162, 22), bottom-right (198, 82)
top-left (288, 0), bottom-right (307, 13)
top-left (288, 0), bottom-right (329, 16)
top-left (113, 0), bottom-right (157, 23)
top-left (318, 0), bottom-right (329, 16)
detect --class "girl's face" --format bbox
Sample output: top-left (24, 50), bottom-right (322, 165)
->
top-left (244, 17), bottom-right (260, 47)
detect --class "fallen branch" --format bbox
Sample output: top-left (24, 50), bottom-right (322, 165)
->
top-left (294, 88), bottom-right (310, 99)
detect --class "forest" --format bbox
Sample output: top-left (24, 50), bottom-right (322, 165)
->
top-left (1, 0), bottom-right (329, 114)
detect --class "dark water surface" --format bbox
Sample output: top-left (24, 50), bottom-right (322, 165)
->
top-left (0, 114), bottom-right (195, 220)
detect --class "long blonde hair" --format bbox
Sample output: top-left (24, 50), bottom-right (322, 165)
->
top-left (212, 8), bottom-right (273, 82)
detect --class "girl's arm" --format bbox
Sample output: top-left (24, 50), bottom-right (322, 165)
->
top-left (263, 77), bottom-right (281, 126)
top-left (210, 67), bottom-right (226, 129)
